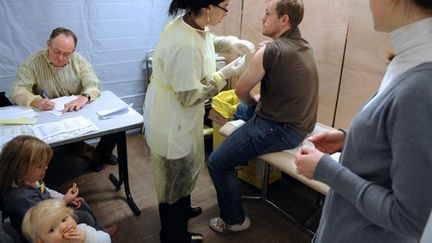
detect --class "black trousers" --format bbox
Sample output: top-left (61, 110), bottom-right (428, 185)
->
top-left (159, 195), bottom-right (191, 243)
top-left (96, 133), bottom-right (118, 157)
top-left (44, 134), bottom-right (117, 187)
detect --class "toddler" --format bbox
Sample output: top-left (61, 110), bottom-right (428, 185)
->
top-left (22, 199), bottom-right (110, 243)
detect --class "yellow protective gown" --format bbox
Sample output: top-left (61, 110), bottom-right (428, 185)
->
top-left (143, 15), bottom-right (227, 204)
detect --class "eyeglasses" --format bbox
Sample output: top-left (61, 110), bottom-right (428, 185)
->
top-left (48, 43), bottom-right (73, 59)
top-left (213, 4), bottom-right (228, 13)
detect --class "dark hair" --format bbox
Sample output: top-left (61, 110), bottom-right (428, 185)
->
top-left (49, 27), bottom-right (78, 47)
top-left (168, 0), bottom-right (225, 16)
top-left (276, 0), bottom-right (304, 27)
top-left (0, 135), bottom-right (52, 198)
top-left (413, 0), bottom-right (432, 9)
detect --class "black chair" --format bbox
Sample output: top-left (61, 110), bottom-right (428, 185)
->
top-left (1, 209), bottom-right (21, 243)
top-left (0, 91), bottom-right (13, 107)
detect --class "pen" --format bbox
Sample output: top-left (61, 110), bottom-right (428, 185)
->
top-left (41, 89), bottom-right (48, 99)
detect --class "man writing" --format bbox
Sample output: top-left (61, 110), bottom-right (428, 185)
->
top-left (11, 27), bottom-right (118, 182)
top-left (207, 0), bottom-right (319, 233)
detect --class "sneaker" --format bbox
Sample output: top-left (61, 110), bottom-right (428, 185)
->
top-left (190, 232), bottom-right (203, 243)
top-left (209, 216), bottom-right (250, 233)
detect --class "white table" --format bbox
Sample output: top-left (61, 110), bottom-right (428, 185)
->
top-left (0, 90), bottom-right (143, 215)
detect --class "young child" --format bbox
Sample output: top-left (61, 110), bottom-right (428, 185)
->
top-left (0, 135), bottom-right (116, 239)
top-left (22, 199), bottom-right (110, 243)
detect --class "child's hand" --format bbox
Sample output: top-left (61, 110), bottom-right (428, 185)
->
top-left (71, 197), bottom-right (85, 209)
top-left (63, 186), bottom-right (79, 205)
top-left (64, 228), bottom-right (86, 243)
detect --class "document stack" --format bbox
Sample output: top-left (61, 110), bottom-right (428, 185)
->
top-left (32, 116), bottom-right (98, 143)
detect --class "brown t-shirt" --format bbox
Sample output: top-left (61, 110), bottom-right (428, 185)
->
top-left (256, 26), bottom-right (319, 135)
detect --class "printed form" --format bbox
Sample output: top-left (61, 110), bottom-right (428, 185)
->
top-left (32, 116), bottom-right (98, 142)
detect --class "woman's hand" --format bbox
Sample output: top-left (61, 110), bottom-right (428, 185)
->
top-left (295, 147), bottom-right (325, 179)
top-left (307, 130), bottom-right (345, 154)
top-left (232, 39), bottom-right (255, 56)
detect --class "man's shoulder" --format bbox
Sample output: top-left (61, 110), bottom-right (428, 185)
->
top-left (262, 40), bottom-right (293, 60)
top-left (70, 51), bottom-right (92, 68)
top-left (71, 51), bottom-right (87, 61)
top-left (23, 49), bottom-right (46, 63)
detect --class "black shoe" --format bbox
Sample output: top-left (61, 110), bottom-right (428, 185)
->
top-left (89, 162), bottom-right (104, 172)
top-left (188, 206), bottom-right (202, 219)
top-left (101, 154), bottom-right (118, 165)
top-left (190, 232), bottom-right (203, 243)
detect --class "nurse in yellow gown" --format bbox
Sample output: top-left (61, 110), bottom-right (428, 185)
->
top-left (143, 1), bottom-right (255, 242)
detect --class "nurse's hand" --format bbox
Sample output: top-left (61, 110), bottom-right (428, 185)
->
top-left (295, 146), bottom-right (324, 179)
top-left (218, 56), bottom-right (247, 79)
top-left (232, 39), bottom-right (255, 56)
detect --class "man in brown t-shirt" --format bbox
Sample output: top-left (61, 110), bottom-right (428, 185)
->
top-left (208, 0), bottom-right (318, 234)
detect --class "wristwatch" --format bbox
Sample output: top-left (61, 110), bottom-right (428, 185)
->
top-left (81, 93), bottom-right (91, 102)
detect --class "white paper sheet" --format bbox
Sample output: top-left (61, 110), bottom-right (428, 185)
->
top-left (46, 95), bottom-right (77, 116)
top-left (31, 116), bottom-right (98, 142)
top-left (97, 103), bottom-right (132, 119)
top-left (0, 106), bottom-right (38, 119)
top-left (0, 125), bottom-right (33, 148)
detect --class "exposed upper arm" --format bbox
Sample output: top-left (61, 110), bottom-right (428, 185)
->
top-left (235, 46), bottom-right (265, 102)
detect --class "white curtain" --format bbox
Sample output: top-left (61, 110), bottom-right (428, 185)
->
top-left (0, 0), bottom-right (172, 114)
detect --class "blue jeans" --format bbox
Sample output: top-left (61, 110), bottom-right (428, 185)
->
top-left (207, 114), bottom-right (305, 224)
top-left (234, 103), bottom-right (255, 122)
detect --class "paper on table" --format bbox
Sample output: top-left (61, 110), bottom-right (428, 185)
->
top-left (97, 103), bottom-right (132, 119)
top-left (52, 95), bottom-right (77, 111)
top-left (32, 116), bottom-right (98, 141)
top-left (0, 117), bottom-right (37, 125)
top-left (1, 106), bottom-right (38, 119)
top-left (0, 125), bottom-right (33, 148)
top-left (45, 95), bottom-right (77, 116)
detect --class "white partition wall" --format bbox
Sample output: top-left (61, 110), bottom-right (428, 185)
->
top-left (0, 0), bottom-right (172, 114)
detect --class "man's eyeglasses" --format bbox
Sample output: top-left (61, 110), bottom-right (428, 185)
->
top-left (48, 42), bottom-right (73, 59)
top-left (213, 4), bottom-right (228, 13)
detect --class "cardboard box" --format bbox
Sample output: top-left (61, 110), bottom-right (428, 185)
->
top-left (208, 108), bottom-right (229, 126)
top-left (237, 159), bottom-right (281, 189)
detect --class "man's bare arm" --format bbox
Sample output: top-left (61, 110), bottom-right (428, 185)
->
top-left (235, 46), bottom-right (265, 106)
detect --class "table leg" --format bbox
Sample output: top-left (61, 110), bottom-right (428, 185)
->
top-left (108, 131), bottom-right (141, 216)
